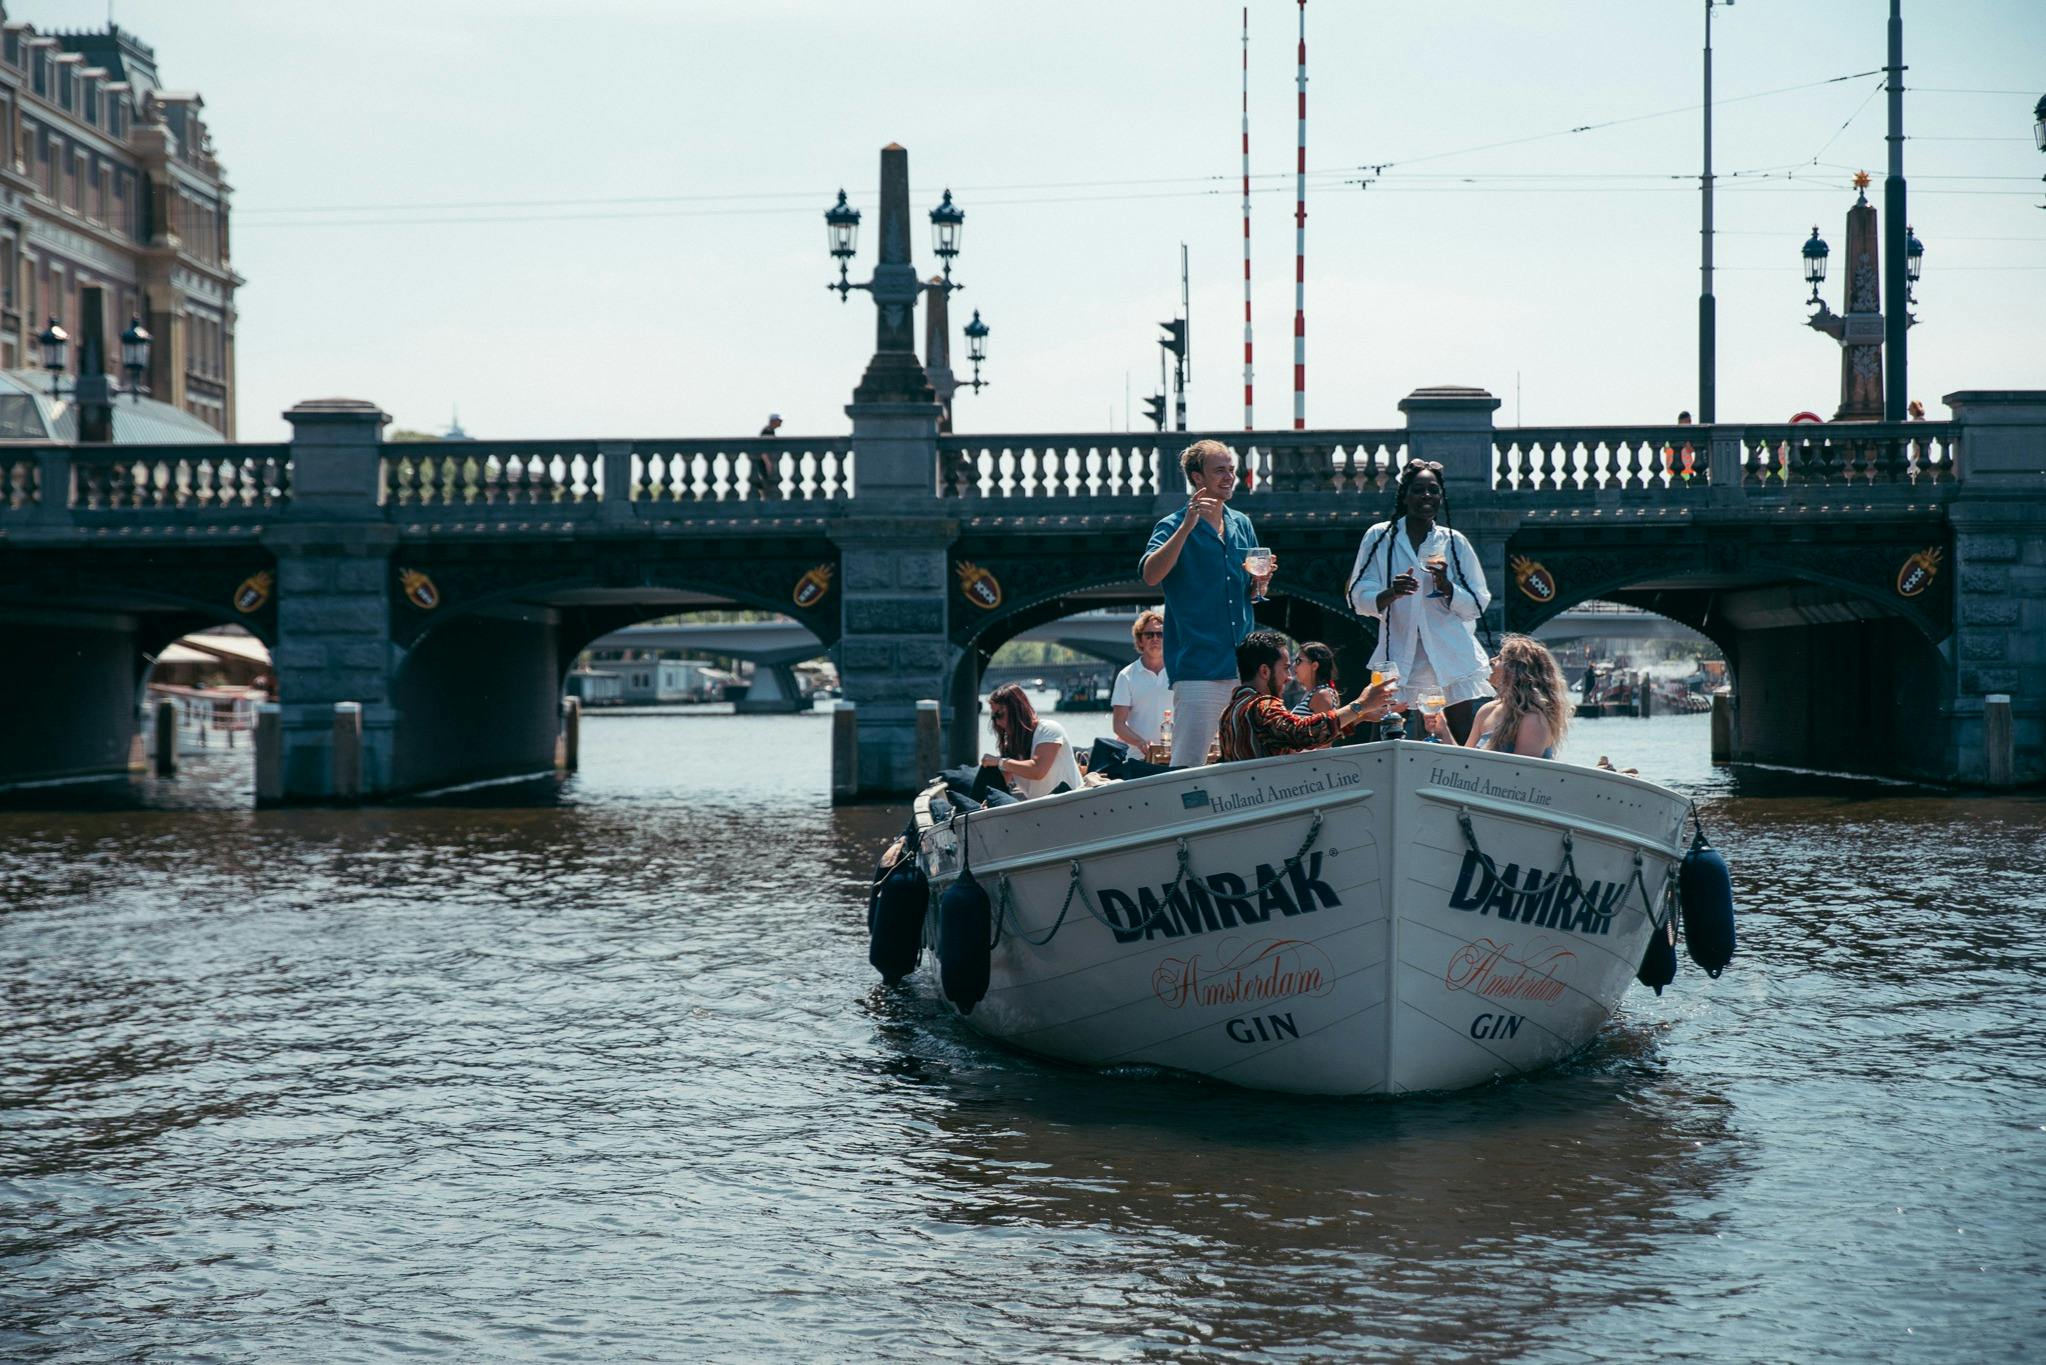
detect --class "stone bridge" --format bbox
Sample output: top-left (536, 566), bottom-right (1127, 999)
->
top-left (1, 386), bottom-right (2039, 800)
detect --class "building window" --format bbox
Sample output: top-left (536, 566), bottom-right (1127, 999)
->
top-left (31, 49), bottom-right (45, 97)
top-left (58, 65), bottom-right (73, 110)
top-left (3, 33), bottom-right (17, 66)
top-left (84, 83), bottom-right (99, 126)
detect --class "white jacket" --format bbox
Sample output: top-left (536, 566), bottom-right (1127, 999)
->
top-left (1346, 518), bottom-right (1491, 681)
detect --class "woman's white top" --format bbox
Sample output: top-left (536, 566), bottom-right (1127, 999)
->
top-left (1347, 518), bottom-right (1492, 687)
top-left (1014, 720), bottom-right (1084, 800)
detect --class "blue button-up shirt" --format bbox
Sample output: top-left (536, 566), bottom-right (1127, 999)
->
top-left (1144, 505), bottom-right (1260, 682)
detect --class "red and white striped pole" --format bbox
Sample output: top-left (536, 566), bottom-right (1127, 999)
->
top-left (1292, 0), bottom-right (1307, 430)
top-left (1241, 5), bottom-right (1254, 431)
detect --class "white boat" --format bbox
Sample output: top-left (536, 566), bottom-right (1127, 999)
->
top-left (913, 740), bottom-right (1692, 1096)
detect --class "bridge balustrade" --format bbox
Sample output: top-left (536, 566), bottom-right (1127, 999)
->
top-left (1734, 423), bottom-right (1957, 488)
top-left (379, 439), bottom-right (854, 511)
top-left (936, 431), bottom-right (1407, 500)
top-left (1490, 422), bottom-right (1959, 495)
top-left (0, 444), bottom-right (292, 517)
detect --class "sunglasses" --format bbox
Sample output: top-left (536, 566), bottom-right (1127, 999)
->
top-left (1137, 630), bottom-right (1164, 639)
top-left (1405, 459), bottom-right (1444, 473)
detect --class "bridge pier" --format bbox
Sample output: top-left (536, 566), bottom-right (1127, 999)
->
top-left (264, 400), bottom-right (399, 804)
top-left (1943, 392), bottom-right (2046, 787)
top-left (828, 396), bottom-right (956, 797)
top-left (733, 662), bottom-right (804, 714)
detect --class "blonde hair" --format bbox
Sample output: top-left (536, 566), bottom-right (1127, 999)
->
top-left (1130, 609), bottom-right (1164, 645)
top-left (1489, 634), bottom-right (1572, 755)
top-left (1179, 439), bottom-right (1235, 484)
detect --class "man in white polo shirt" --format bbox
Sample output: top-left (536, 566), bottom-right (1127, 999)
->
top-left (1110, 609), bottom-right (1172, 751)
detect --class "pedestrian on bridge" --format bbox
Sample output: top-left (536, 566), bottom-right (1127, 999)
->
top-left (753, 413), bottom-right (784, 500)
top-left (1347, 459), bottom-right (1493, 744)
top-left (1140, 440), bottom-right (1275, 766)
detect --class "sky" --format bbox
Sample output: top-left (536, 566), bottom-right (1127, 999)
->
top-left (17, 0), bottom-right (2044, 439)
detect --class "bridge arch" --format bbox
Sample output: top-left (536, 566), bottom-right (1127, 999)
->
top-left (1503, 527), bottom-right (1954, 778)
top-left (0, 546), bottom-right (277, 790)
top-left (384, 542), bottom-right (839, 793)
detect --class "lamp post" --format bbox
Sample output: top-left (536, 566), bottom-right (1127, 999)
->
top-left (37, 299), bottom-right (152, 443)
top-left (962, 310), bottom-right (988, 393)
top-left (1880, 0), bottom-right (1908, 421)
top-left (36, 315), bottom-right (152, 402)
top-left (1803, 174), bottom-right (1915, 421)
top-left (822, 144), bottom-right (963, 406)
top-left (1698, 0), bottom-right (1734, 425)
top-left (1801, 227), bottom-right (1829, 304)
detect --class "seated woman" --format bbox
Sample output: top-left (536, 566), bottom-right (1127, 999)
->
top-left (1290, 641), bottom-right (1341, 718)
top-left (1422, 634), bottom-right (1571, 759)
top-left (981, 683), bottom-right (1084, 799)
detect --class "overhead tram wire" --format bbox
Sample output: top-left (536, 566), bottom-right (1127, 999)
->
top-left (239, 66), bottom-right (1894, 225)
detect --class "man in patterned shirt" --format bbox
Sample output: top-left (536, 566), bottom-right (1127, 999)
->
top-left (1218, 630), bottom-right (1396, 762)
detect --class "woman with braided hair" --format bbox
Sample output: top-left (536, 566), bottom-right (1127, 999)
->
top-left (1345, 460), bottom-right (1494, 742)
top-left (1422, 634), bottom-right (1572, 759)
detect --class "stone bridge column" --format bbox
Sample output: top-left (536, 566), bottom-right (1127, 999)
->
top-left (263, 398), bottom-right (396, 802)
top-left (1944, 391), bottom-right (2046, 785)
top-left (833, 395), bottom-right (955, 797)
top-left (1401, 387), bottom-right (1510, 645)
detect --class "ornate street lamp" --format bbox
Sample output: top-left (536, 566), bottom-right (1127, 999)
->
top-left (929, 189), bottom-right (964, 284)
top-left (1904, 227), bottom-right (1924, 305)
top-left (36, 317), bottom-right (68, 379)
top-left (962, 309), bottom-right (989, 392)
top-left (1800, 227), bottom-right (1829, 304)
top-left (824, 189), bottom-right (861, 301)
top-left (36, 313), bottom-right (153, 403)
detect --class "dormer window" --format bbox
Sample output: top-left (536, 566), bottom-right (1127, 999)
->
top-left (84, 82), bottom-right (99, 126)
top-left (58, 65), bottom-right (72, 109)
top-left (31, 48), bottom-right (45, 96)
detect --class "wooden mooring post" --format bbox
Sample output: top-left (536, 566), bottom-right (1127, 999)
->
top-left (254, 704), bottom-right (283, 805)
top-left (559, 696), bottom-right (581, 772)
top-left (831, 700), bottom-right (859, 804)
top-left (1984, 693), bottom-right (2013, 788)
top-left (915, 699), bottom-right (941, 783)
top-left (152, 699), bottom-right (177, 776)
top-left (1710, 693), bottom-right (1732, 764)
top-left (331, 702), bottom-right (362, 802)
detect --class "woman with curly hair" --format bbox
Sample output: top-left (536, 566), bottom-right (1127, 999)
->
top-left (1423, 634), bottom-right (1571, 759)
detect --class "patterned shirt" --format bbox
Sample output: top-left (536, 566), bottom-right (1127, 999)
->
top-left (1218, 685), bottom-right (1344, 762)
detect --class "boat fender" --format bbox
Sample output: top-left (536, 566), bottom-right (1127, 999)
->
top-left (1636, 915), bottom-right (1678, 995)
top-left (867, 844), bottom-right (930, 987)
top-left (1678, 825), bottom-right (1737, 978)
top-left (935, 812), bottom-right (994, 1013)
top-left (937, 868), bottom-right (992, 1014)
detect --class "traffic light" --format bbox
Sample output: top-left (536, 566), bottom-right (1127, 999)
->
top-left (1158, 318), bottom-right (1187, 360)
top-left (1142, 393), bottom-right (1168, 430)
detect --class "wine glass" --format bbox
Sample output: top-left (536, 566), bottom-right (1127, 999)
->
top-left (1243, 546), bottom-right (1273, 604)
top-left (1418, 689), bottom-right (1448, 742)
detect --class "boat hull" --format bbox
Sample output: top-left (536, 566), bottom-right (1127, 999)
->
top-left (916, 741), bottom-right (1689, 1096)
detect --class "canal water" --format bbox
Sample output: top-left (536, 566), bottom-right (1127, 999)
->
top-left (3, 704), bottom-right (2041, 1361)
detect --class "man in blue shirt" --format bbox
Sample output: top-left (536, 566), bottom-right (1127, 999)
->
top-left (1140, 440), bottom-right (1277, 765)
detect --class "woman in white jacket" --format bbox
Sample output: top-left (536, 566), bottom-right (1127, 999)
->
top-left (1345, 460), bottom-right (1495, 742)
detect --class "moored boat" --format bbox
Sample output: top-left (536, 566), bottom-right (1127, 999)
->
top-left (908, 740), bottom-right (1697, 1096)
